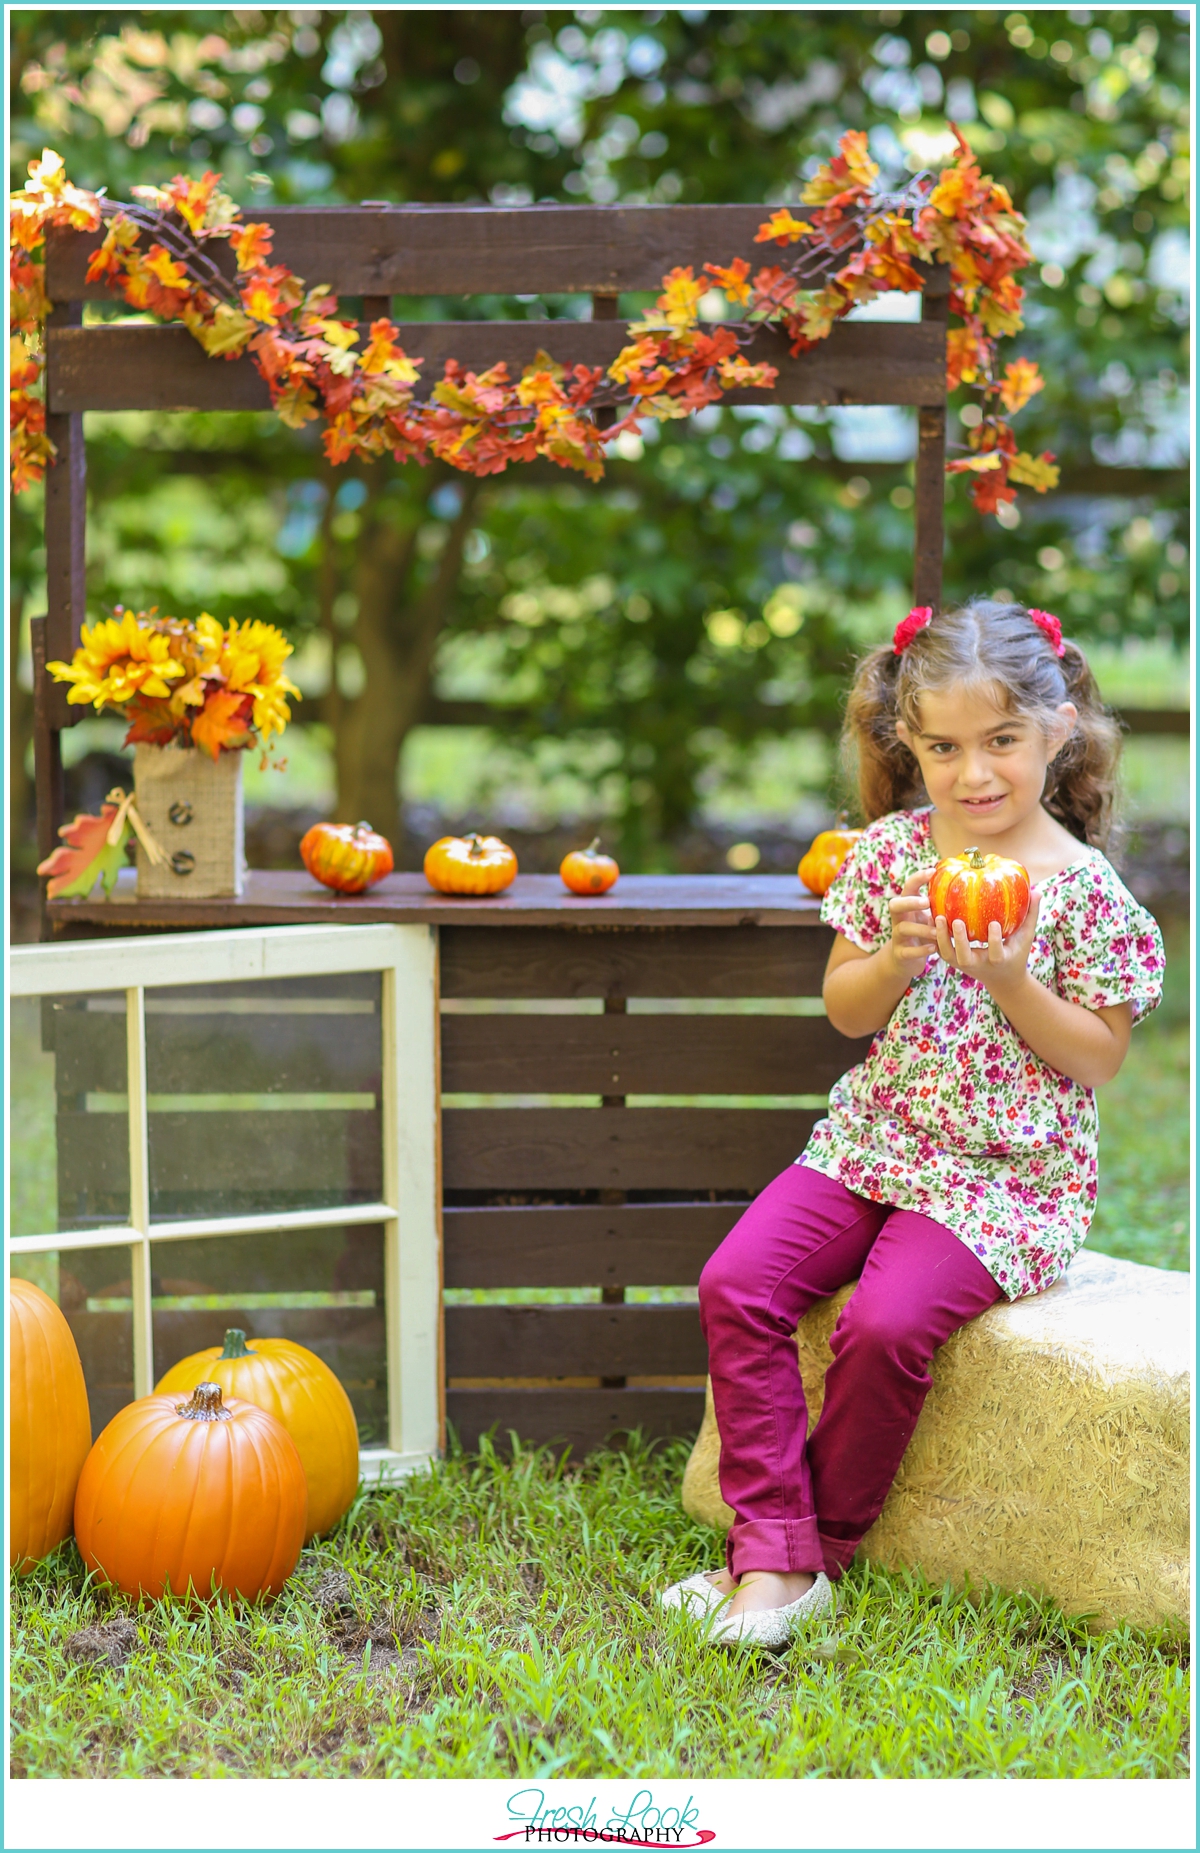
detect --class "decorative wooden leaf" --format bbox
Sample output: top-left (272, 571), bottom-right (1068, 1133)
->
top-left (36, 804), bottom-right (129, 900)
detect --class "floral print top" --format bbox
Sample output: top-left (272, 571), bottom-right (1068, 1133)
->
top-left (801, 807), bottom-right (1165, 1300)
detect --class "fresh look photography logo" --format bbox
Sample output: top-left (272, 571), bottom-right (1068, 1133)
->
top-left (495, 1787), bottom-right (715, 1847)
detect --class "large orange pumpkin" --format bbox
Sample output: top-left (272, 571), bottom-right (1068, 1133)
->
top-left (155, 1329), bottom-right (359, 1541)
top-left (74, 1382), bottom-right (306, 1601)
top-left (423, 832), bottom-right (517, 895)
top-left (798, 827), bottom-right (863, 897)
top-left (927, 845), bottom-right (1031, 944)
top-left (560, 837), bottom-right (620, 895)
top-left (9, 1278), bottom-right (92, 1571)
top-left (300, 820), bottom-right (394, 894)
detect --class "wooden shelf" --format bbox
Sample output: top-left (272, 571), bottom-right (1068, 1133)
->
top-left (47, 867), bottom-right (829, 933)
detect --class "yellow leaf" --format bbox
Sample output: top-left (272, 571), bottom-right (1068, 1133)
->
top-left (1007, 450), bottom-right (1060, 492)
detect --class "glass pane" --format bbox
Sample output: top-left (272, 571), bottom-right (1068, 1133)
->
top-left (11, 993), bottom-right (131, 1236)
top-left (150, 1224), bottom-right (386, 1447)
top-left (145, 973), bottom-right (384, 1220)
top-left (11, 1247), bottom-right (135, 1441)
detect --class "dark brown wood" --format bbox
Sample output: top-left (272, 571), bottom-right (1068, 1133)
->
top-left (441, 920), bottom-right (830, 994)
top-left (443, 1202), bottom-right (739, 1289)
top-left (1115, 707), bottom-right (1190, 736)
top-left (442, 1105), bottom-right (818, 1192)
top-left (446, 1302), bottom-right (705, 1378)
top-left (47, 869), bottom-right (833, 933)
top-left (913, 289), bottom-right (948, 612)
top-left (441, 1010), bottom-right (867, 1096)
top-left (446, 1385), bottom-right (705, 1454)
top-left (30, 616), bottom-right (65, 871)
top-left (46, 206), bottom-right (954, 303)
top-left (52, 1009), bottom-right (381, 1096)
top-left (46, 319), bottom-right (947, 414)
top-left (59, 1106), bottom-right (383, 1198)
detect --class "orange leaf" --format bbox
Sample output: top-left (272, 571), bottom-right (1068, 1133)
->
top-left (122, 698), bottom-right (180, 748)
top-left (36, 803), bottom-right (129, 900)
top-left (191, 689), bottom-right (253, 760)
top-left (229, 222), bottom-right (274, 271)
top-left (999, 356), bottom-right (1044, 415)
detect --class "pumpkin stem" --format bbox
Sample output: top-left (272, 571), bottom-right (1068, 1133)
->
top-left (584, 837), bottom-right (602, 856)
top-left (466, 833), bottom-right (484, 859)
top-left (965, 845), bottom-right (985, 868)
top-left (354, 820), bottom-right (373, 836)
top-left (220, 1328), bottom-right (254, 1359)
top-left (176, 1381), bottom-right (233, 1423)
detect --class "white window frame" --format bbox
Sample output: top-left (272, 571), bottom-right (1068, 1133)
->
top-left (9, 923), bottom-right (441, 1484)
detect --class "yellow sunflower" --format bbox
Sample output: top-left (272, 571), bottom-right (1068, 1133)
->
top-left (219, 618), bottom-right (301, 743)
top-left (47, 609), bottom-right (185, 710)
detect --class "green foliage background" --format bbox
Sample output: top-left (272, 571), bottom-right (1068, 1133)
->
top-left (11, 7), bottom-right (1190, 859)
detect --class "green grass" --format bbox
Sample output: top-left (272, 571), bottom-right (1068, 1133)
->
top-left (9, 1436), bottom-right (1190, 1780)
top-left (1090, 917), bottom-right (1190, 1274)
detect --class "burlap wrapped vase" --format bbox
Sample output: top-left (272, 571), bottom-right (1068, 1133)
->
top-left (133, 743), bottom-right (246, 899)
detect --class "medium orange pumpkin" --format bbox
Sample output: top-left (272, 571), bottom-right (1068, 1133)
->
top-left (560, 837), bottom-right (620, 895)
top-left (74, 1382), bottom-right (306, 1601)
top-left (155, 1329), bottom-right (359, 1541)
top-left (300, 820), bottom-right (394, 894)
top-left (424, 832), bottom-right (517, 895)
top-left (9, 1278), bottom-right (92, 1571)
top-left (798, 826), bottom-right (863, 897)
top-left (927, 845), bottom-right (1031, 944)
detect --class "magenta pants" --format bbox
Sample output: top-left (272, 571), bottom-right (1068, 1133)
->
top-left (698, 1162), bottom-right (1002, 1581)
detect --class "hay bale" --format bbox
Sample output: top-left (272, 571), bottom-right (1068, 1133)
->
top-left (681, 1249), bottom-right (1189, 1631)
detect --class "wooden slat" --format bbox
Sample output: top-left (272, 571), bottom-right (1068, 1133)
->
top-left (43, 302), bottom-right (86, 724)
top-left (441, 923), bottom-right (830, 998)
top-left (46, 319), bottom-right (946, 414)
top-left (914, 290), bottom-right (948, 611)
top-left (46, 205), bottom-right (953, 302)
top-left (443, 1105), bottom-right (817, 1191)
top-left (443, 1202), bottom-right (738, 1289)
top-left (445, 1303), bottom-right (704, 1378)
top-left (51, 1007), bottom-right (127, 1095)
top-left (441, 1011), bottom-right (868, 1096)
top-left (446, 1385), bottom-right (705, 1454)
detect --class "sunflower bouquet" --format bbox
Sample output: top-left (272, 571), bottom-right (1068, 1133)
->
top-left (47, 608), bottom-right (300, 759)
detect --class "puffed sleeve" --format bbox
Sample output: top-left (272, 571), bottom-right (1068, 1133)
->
top-left (1051, 859), bottom-right (1166, 1024)
top-left (819, 813), bottom-right (915, 954)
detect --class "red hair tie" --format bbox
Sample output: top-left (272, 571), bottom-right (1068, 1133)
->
top-left (892, 606), bottom-right (932, 654)
top-left (1028, 608), bottom-right (1066, 657)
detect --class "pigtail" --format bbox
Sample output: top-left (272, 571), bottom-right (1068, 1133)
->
top-left (841, 643), bottom-right (924, 822)
top-left (1041, 641), bottom-right (1122, 849)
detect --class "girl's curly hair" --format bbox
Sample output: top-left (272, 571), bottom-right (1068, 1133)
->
top-left (842, 598), bottom-right (1121, 847)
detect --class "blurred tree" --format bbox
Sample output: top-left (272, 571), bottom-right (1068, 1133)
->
top-left (9, 9), bottom-right (1190, 865)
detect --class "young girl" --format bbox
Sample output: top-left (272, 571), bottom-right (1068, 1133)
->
top-left (665, 598), bottom-right (1166, 1648)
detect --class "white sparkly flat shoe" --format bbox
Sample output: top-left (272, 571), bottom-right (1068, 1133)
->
top-left (707, 1572), bottom-right (833, 1650)
top-left (659, 1570), bottom-right (729, 1618)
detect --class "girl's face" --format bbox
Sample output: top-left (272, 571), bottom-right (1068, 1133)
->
top-left (895, 682), bottom-right (1076, 839)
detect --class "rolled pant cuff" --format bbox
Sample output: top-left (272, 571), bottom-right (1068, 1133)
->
top-left (728, 1517), bottom-right (825, 1578)
top-left (818, 1530), bottom-right (861, 1581)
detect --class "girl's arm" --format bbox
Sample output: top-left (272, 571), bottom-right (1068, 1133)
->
top-left (935, 894), bottom-right (1133, 1088)
top-left (823, 867), bottom-right (941, 1037)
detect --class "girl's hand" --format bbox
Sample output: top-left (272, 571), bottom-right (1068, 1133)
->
top-left (886, 865), bottom-right (940, 980)
top-left (933, 887), bottom-right (1043, 992)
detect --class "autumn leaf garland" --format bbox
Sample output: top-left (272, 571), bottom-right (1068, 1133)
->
top-left (9, 132), bottom-right (1057, 513)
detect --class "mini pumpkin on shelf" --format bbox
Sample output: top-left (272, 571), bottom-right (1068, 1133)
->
top-left (798, 824), bottom-right (863, 897)
top-left (560, 837), bottom-right (620, 895)
top-left (74, 1381), bottom-right (306, 1602)
top-left (155, 1329), bottom-right (359, 1542)
top-left (424, 832), bottom-right (517, 895)
top-left (300, 820), bottom-right (394, 894)
top-left (9, 1278), bottom-right (92, 1571)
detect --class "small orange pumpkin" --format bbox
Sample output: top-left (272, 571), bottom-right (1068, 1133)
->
top-left (927, 845), bottom-right (1031, 943)
top-left (155, 1329), bottom-right (359, 1542)
top-left (798, 826), bottom-right (863, 897)
top-left (9, 1278), bottom-right (92, 1571)
top-left (300, 820), bottom-right (394, 894)
top-left (560, 837), bottom-right (620, 895)
top-left (74, 1382), bottom-right (306, 1602)
top-left (424, 832), bottom-right (517, 895)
